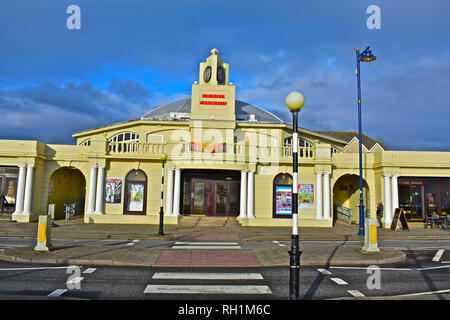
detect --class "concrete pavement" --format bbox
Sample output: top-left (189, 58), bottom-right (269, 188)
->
top-left (0, 217), bottom-right (448, 267)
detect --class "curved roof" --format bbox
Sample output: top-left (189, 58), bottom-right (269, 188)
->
top-left (140, 98), bottom-right (285, 124)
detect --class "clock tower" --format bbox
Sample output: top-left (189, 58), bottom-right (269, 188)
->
top-left (190, 48), bottom-right (236, 128)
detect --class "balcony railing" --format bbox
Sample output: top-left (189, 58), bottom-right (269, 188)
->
top-left (107, 141), bottom-right (314, 161)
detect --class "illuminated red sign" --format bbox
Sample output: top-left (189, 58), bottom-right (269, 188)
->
top-left (200, 101), bottom-right (227, 105)
top-left (200, 93), bottom-right (227, 105)
top-left (202, 94), bottom-right (225, 99)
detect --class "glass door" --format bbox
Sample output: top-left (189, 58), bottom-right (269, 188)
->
top-left (440, 185), bottom-right (450, 216)
top-left (410, 184), bottom-right (424, 220)
top-left (215, 182), bottom-right (228, 216)
top-left (425, 184), bottom-right (438, 216)
top-left (191, 180), bottom-right (207, 215)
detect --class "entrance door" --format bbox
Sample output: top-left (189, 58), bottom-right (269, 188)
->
top-left (410, 184), bottom-right (424, 220)
top-left (189, 179), bottom-right (239, 216)
top-left (190, 179), bottom-right (212, 215)
top-left (214, 181), bottom-right (240, 217)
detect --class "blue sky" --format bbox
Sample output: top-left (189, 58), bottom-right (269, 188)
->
top-left (0, 0), bottom-right (449, 150)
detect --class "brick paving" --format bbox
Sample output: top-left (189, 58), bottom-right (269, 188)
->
top-left (154, 250), bottom-right (261, 267)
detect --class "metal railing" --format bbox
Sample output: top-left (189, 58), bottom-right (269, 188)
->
top-left (64, 198), bottom-right (85, 221)
top-left (336, 205), bottom-right (354, 226)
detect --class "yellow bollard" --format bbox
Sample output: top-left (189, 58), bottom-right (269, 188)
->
top-left (34, 215), bottom-right (53, 252)
top-left (362, 217), bottom-right (380, 252)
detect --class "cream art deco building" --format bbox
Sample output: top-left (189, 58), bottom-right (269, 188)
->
top-left (1, 49), bottom-right (449, 228)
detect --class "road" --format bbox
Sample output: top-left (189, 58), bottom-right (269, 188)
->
top-left (0, 237), bottom-right (449, 301)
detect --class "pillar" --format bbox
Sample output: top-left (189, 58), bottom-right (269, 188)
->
top-left (391, 174), bottom-right (399, 215)
top-left (86, 165), bottom-right (97, 214)
top-left (323, 172), bottom-right (331, 220)
top-left (239, 170), bottom-right (247, 218)
top-left (165, 168), bottom-right (174, 216)
top-left (172, 168), bottom-right (181, 216)
top-left (22, 165), bottom-right (35, 215)
top-left (94, 166), bottom-right (105, 214)
top-left (384, 174), bottom-right (392, 225)
top-left (13, 164), bottom-right (26, 214)
top-left (315, 172), bottom-right (323, 220)
top-left (247, 170), bottom-right (255, 218)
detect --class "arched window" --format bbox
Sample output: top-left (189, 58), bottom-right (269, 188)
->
top-left (123, 169), bottom-right (147, 215)
top-left (109, 132), bottom-right (139, 153)
top-left (79, 139), bottom-right (91, 146)
top-left (273, 173), bottom-right (293, 218)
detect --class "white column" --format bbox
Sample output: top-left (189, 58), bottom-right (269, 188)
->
top-left (165, 168), bottom-right (174, 216)
top-left (172, 168), bottom-right (181, 216)
top-left (86, 166), bottom-right (97, 214)
top-left (13, 165), bottom-right (26, 214)
top-left (22, 165), bottom-right (35, 215)
top-left (384, 174), bottom-right (392, 225)
top-left (315, 172), bottom-right (323, 220)
top-left (94, 166), bottom-right (105, 214)
top-left (323, 172), bottom-right (331, 220)
top-left (238, 170), bottom-right (247, 218)
top-left (247, 170), bottom-right (255, 218)
top-left (391, 174), bottom-right (399, 215)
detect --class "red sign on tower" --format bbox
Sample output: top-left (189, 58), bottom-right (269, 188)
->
top-left (200, 94), bottom-right (227, 105)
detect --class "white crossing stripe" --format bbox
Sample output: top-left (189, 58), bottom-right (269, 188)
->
top-left (83, 268), bottom-right (97, 274)
top-left (126, 240), bottom-right (140, 246)
top-left (144, 285), bottom-right (272, 294)
top-left (47, 289), bottom-right (68, 297)
top-left (317, 269), bottom-right (332, 275)
top-left (330, 278), bottom-right (348, 285)
top-left (432, 249), bottom-right (445, 262)
top-left (152, 272), bottom-right (263, 280)
top-left (396, 288), bottom-right (450, 297)
top-left (174, 242), bottom-right (239, 245)
top-left (172, 241), bottom-right (241, 250)
top-left (347, 290), bottom-right (365, 297)
top-left (171, 245), bottom-right (241, 249)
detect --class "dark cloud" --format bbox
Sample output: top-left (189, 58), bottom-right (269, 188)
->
top-left (109, 77), bottom-right (151, 102)
top-left (0, 80), bottom-right (152, 143)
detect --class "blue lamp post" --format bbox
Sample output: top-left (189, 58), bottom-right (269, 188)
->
top-left (355, 46), bottom-right (376, 236)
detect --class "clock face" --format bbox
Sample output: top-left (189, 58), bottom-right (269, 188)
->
top-left (203, 66), bottom-right (212, 82)
top-left (217, 67), bottom-right (225, 84)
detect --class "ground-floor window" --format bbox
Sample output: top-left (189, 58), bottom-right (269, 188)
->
top-left (0, 166), bottom-right (18, 213)
top-left (123, 169), bottom-right (147, 215)
top-left (398, 177), bottom-right (450, 220)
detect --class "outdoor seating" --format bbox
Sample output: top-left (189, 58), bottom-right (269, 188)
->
top-left (424, 215), bottom-right (433, 229)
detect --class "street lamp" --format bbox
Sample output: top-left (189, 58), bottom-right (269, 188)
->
top-left (355, 46), bottom-right (376, 236)
top-left (158, 153), bottom-right (168, 236)
top-left (285, 91), bottom-right (305, 300)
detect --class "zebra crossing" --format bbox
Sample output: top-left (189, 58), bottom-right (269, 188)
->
top-left (144, 271), bottom-right (272, 295)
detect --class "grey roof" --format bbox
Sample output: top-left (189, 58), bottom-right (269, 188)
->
top-left (140, 98), bottom-right (285, 124)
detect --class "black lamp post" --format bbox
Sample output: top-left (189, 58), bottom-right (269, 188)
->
top-left (158, 153), bottom-right (168, 236)
top-left (285, 91), bottom-right (305, 300)
top-left (355, 46), bottom-right (376, 236)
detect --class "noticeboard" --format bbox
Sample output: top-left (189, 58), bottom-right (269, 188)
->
top-left (390, 208), bottom-right (410, 231)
